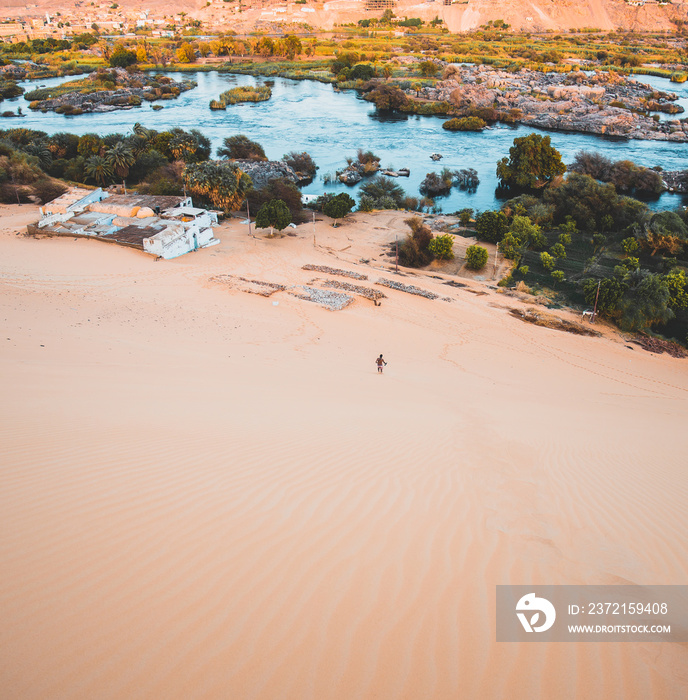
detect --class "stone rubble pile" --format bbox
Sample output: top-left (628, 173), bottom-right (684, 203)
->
top-left (376, 278), bottom-right (439, 299)
top-left (302, 264), bottom-right (368, 280)
top-left (212, 275), bottom-right (286, 297)
top-left (290, 286), bottom-right (354, 310)
top-left (322, 280), bottom-right (387, 302)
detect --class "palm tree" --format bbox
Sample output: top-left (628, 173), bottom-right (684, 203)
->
top-left (84, 155), bottom-right (114, 187)
top-left (105, 141), bottom-right (135, 186)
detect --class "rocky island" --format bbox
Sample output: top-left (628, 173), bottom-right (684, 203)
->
top-left (25, 68), bottom-right (196, 115)
top-left (410, 64), bottom-right (688, 142)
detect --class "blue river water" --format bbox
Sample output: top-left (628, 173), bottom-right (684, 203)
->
top-left (8, 69), bottom-right (688, 212)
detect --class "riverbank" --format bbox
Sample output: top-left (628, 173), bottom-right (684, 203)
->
top-left (2, 203), bottom-right (687, 699)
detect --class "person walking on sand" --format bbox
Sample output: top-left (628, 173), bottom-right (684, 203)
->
top-left (376, 354), bottom-right (387, 374)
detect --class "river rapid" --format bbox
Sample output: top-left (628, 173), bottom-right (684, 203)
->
top-left (9, 69), bottom-right (688, 213)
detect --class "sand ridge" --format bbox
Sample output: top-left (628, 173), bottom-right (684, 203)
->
top-left (1, 204), bottom-right (687, 699)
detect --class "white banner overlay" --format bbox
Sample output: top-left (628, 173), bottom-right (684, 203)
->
top-left (496, 586), bottom-right (688, 642)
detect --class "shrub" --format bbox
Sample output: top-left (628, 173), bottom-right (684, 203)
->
top-left (420, 170), bottom-right (452, 197)
top-left (465, 244), bottom-right (488, 270)
top-left (540, 251), bottom-right (555, 270)
top-left (442, 116), bottom-right (487, 131)
top-left (550, 242), bottom-right (566, 259)
top-left (31, 178), bottom-right (67, 204)
top-left (428, 234), bottom-right (454, 260)
top-left (475, 210), bottom-right (508, 243)
top-left (359, 176), bottom-right (405, 209)
top-left (283, 151), bottom-right (317, 178)
top-left (458, 208), bottom-right (473, 226)
top-left (398, 217), bottom-right (434, 267)
top-left (217, 134), bottom-right (266, 161)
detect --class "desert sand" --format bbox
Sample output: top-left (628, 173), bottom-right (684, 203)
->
top-left (1, 203), bottom-right (687, 699)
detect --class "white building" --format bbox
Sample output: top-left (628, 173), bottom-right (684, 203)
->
top-left (32, 188), bottom-right (220, 259)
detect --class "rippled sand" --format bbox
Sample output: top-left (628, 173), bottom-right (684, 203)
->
top-left (1, 205), bottom-right (687, 699)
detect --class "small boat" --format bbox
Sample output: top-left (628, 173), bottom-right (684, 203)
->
top-left (430, 153), bottom-right (442, 161)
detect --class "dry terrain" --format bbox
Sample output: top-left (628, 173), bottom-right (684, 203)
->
top-left (1, 204), bottom-right (687, 699)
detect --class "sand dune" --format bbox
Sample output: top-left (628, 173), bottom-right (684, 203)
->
top-left (1, 204), bottom-right (687, 699)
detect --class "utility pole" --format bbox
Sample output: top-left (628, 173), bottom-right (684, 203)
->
top-left (591, 280), bottom-right (601, 324)
top-left (312, 210), bottom-right (316, 247)
top-left (10, 171), bottom-right (20, 206)
top-left (395, 235), bottom-right (398, 273)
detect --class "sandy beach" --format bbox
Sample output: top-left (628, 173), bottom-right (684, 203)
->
top-left (1, 203), bottom-right (687, 699)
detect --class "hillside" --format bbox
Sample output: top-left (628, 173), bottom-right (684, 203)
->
top-left (3, 0), bottom-right (687, 34)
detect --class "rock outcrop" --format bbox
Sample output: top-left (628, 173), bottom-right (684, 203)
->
top-left (231, 159), bottom-right (305, 189)
top-left (412, 65), bottom-right (688, 142)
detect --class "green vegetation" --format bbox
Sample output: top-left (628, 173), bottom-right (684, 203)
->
top-left (323, 193), bottom-right (356, 226)
top-left (569, 151), bottom-right (663, 196)
top-left (428, 234), bottom-right (454, 260)
top-left (358, 176), bottom-right (406, 211)
top-left (496, 134), bottom-right (567, 190)
top-left (210, 85), bottom-right (271, 110)
top-left (442, 117), bottom-right (486, 132)
top-left (217, 135), bottom-right (266, 161)
top-left (183, 160), bottom-right (253, 213)
top-left (255, 199), bottom-right (292, 236)
top-left (475, 211), bottom-right (509, 243)
top-left (465, 244), bottom-right (489, 270)
top-left (467, 135), bottom-right (688, 344)
top-left (398, 217), bottom-right (434, 267)
top-left (283, 151), bottom-right (317, 180)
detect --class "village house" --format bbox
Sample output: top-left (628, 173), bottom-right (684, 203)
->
top-left (28, 187), bottom-right (220, 259)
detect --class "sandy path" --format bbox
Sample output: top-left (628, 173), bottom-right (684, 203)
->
top-left (1, 205), bottom-right (687, 699)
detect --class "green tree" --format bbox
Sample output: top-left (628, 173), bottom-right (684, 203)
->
top-left (365, 84), bottom-right (409, 111)
top-left (551, 270), bottom-right (565, 285)
top-left (465, 244), bottom-right (488, 270)
top-left (169, 129), bottom-right (211, 163)
top-left (105, 141), bottom-right (135, 181)
top-left (496, 134), bottom-right (566, 189)
top-left (550, 242), bottom-right (566, 259)
top-left (475, 210), bottom-right (508, 243)
top-left (281, 35), bottom-right (302, 59)
top-left (618, 270), bottom-right (674, 331)
top-left (84, 155), bottom-right (113, 186)
top-left (540, 251), bottom-right (555, 271)
top-left (217, 135), bottom-right (266, 161)
top-left (510, 215), bottom-right (545, 249)
top-left (458, 208), bottom-right (473, 226)
top-left (583, 277), bottom-right (626, 320)
top-left (323, 193), bottom-right (355, 227)
top-left (428, 234), bottom-right (454, 260)
top-left (77, 133), bottom-right (104, 157)
top-left (176, 42), bottom-right (196, 63)
top-left (183, 161), bottom-right (252, 212)
top-left (664, 269), bottom-right (688, 312)
top-left (255, 199), bottom-right (291, 237)
top-left (621, 237), bottom-right (639, 256)
top-left (109, 46), bottom-right (136, 67)
top-left (637, 211), bottom-right (688, 257)
top-left (418, 60), bottom-right (439, 77)
top-left (359, 176), bottom-right (405, 209)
